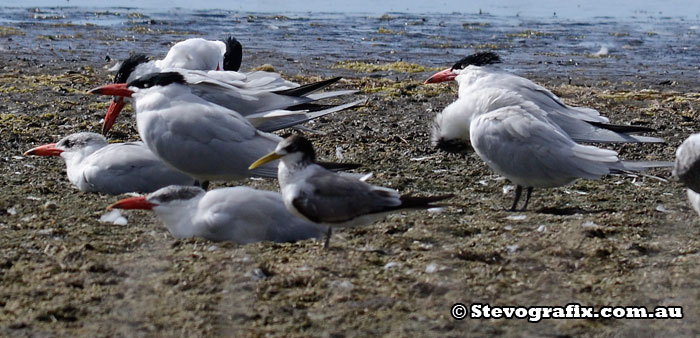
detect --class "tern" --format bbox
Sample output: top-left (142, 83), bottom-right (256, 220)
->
top-left (431, 90), bottom-right (672, 211)
top-left (426, 52), bottom-right (664, 147)
top-left (105, 37), bottom-right (243, 134)
top-left (89, 72), bottom-right (362, 185)
top-left (249, 135), bottom-right (453, 247)
top-left (109, 185), bottom-right (327, 244)
top-left (673, 133), bottom-right (700, 216)
top-left (102, 61), bottom-right (357, 134)
top-left (24, 132), bottom-right (195, 195)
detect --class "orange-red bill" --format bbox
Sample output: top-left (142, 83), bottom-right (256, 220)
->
top-left (107, 196), bottom-right (156, 210)
top-left (24, 143), bottom-right (63, 156)
top-left (87, 83), bottom-right (134, 97)
top-left (424, 68), bottom-right (458, 84)
top-left (102, 97), bottom-right (126, 135)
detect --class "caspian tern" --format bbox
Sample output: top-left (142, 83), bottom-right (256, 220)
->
top-left (673, 133), bottom-right (700, 216)
top-left (103, 58), bottom-right (357, 134)
top-left (105, 37), bottom-right (243, 134)
top-left (24, 132), bottom-right (195, 195)
top-left (426, 52), bottom-right (664, 147)
top-left (431, 89), bottom-right (672, 210)
top-left (249, 135), bottom-right (453, 247)
top-left (108, 185), bottom-right (327, 244)
top-left (88, 72), bottom-right (361, 185)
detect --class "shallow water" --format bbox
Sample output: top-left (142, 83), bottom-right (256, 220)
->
top-left (1, 6), bottom-right (699, 83)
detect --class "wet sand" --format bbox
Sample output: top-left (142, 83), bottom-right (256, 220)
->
top-left (1, 33), bottom-right (700, 336)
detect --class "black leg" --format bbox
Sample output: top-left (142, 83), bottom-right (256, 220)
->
top-left (194, 180), bottom-right (210, 190)
top-left (324, 227), bottom-right (332, 249)
top-left (521, 187), bottom-right (533, 211)
top-left (510, 185), bottom-right (523, 211)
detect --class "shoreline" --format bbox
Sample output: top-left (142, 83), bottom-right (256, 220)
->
top-left (1, 21), bottom-right (700, 336)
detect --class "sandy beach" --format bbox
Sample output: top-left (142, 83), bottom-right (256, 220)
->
top-left (2, 12), bottom-right (700, 336)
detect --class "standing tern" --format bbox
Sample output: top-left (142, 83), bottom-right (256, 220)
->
top-left (24, 132), bottom-right (195, 195)
top-left (673, 133), bottom-right (700, 216)
top-left (108, 185), bottom-right (327, 244)
top-left (249, 135), bottom-right (453, 247)
top-left (105, 37), bottom-right (243, 134)
top-left (431, 91), bottom-right (672, 211)
top-left (88, 72), bottom-right (361, 184)
top-left (425, 52), bottom-right (664, 145)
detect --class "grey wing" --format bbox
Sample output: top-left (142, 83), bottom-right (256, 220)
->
top-left (470, 106), bottom-right (618, 187)
top-left (189, 82), bottom-right (313, 115)
top-left (509, 97), bottom-right (664, 144)
top-left (490, 74), bottom-right (609, 123)
top-left (82, 143), bottom-right (195, 195)
top-left (292, 171), bottom-right (401, 223)
top-left (248, 99), bottom-right (363, 132)
top-left (196, 188), bottom-right (325, 243)
top-left (144, 101), bottom-right (281, 179)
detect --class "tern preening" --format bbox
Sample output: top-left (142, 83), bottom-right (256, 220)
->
top-left (426, 52), bottom-right (664, 146)
top-left (673, 133), bottom-right (700, 216)
top-left (104, 37), bottom-right (243, 134)
top-left (249, 135), bottom-right (453, 247)
top-left (24, 132), bottom-right (195, 195)
top-left (89, 72), bottom-right (361, 184)
top-left (430, 90), bottom-right (672, 210)
top-left (108, 185), bottom-right (327, 244)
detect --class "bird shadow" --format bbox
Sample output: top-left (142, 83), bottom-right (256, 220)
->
top-left (535, 206), bottom-right (614, 216)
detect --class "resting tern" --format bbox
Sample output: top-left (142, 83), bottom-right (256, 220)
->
top-left (431, 90), bottom-right (672, 210)
top-left (105, 37), bottom-right (243, 134)
top-left (109, 185), bottom-right (327, 244)
top-left (24, 132), bottom-right (194, 195)
top-left (103, 59), bottom-right (357, 134)
top-left (249, 135), bottom-right (453, 247)
top-left (426, 52), bottom-right (664, 146)
top-left (89, 72), bottom-right (361, 184)
top-left (673, 133), bottom-right (700, 216)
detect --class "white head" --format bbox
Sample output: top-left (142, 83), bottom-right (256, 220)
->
top-left (25, 132), bottom-right (108, 164)
top-left (424, 52), bottom-right (502, 84)
top-left (249, 134), bottom-right (316, 170)
top-left (109, 185), bottom-right (206, 238)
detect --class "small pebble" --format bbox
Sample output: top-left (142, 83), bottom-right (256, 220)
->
top-left (383, 262), bottom-right (399, 270)
top-left (425, 263), bottom-right (438, 273)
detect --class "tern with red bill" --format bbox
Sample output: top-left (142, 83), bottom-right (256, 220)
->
top-left (102, 38), bottom-right (356, 135)
top-left (249, 135), bottom-right (454, 247)
top-left (105, 37), bottom-right (243, 135)
top-left (24, 132), bottom-right (195, 195)
top-left (88, 72), bottom-right (361, 185)
top-left (428, 86), bottom-right (672, 210)
top-left (102, 65), bottom-right (357, 134)
top-left (426, 52), bottom-right (664, 146)
top-left (108, 185), bottom-right (327, 244)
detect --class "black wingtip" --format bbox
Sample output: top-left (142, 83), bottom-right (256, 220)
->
top-left (273, 77), bottom-right (342, 97)
top-left (223, 36), bottom-right (242, 71)
top-left (317, 162), bottom-right (363, 171)
top-left (586, 121), bottom-right (656, 134)
top-left (399, 194), bottom-right (455, 208)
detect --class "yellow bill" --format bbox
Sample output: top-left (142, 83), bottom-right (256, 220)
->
top-left (249, 151), bottom-right (283, 170)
